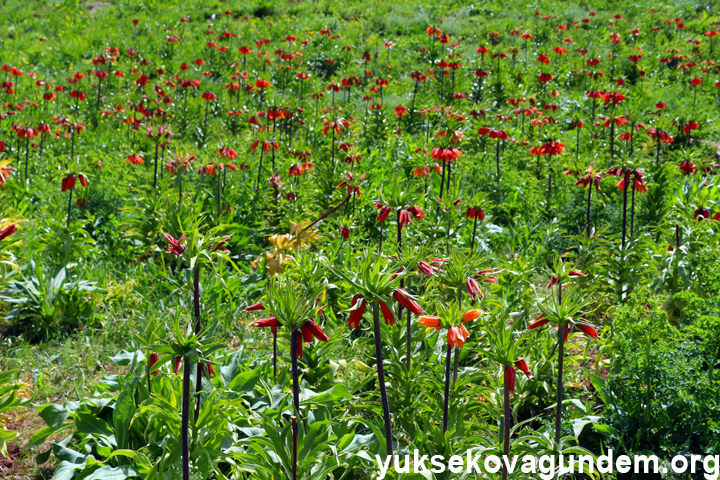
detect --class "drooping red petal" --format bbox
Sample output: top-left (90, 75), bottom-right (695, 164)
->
top-left (173, 356), bottom-right (182, 375)
top-left (576, 323), bottom-right (598, 339)
top-left (514, 359), bottom-right (532, 378)
top-left (505, 365), bottom-right (516, 393)
top-left (379, 301), bottom-right (395, 326)
top-left (529, 314), bottom-right (549, 330)
top-left (254, 316), bottom-right (282, 328)
top-left (392, 289), bottom-right (423, 315)
top-left (303, 319), bottom-right (330, 342)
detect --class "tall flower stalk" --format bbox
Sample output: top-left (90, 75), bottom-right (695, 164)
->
top-left (254, 274), bottom-right (329, 480)
top-left (331, 250), bottom-right (424, 457)
top-left (528, 265), bottom-right (597, 444)
top-left (163, 223), bottom-right (233, 480)
top-left (61, 173), bottom-right (87, 227)
top-left (607, 166), bottom-right (647, 249)
top-left (418, 304), bottom-right (481, 433)
top-left (373, 181), bottom-right (426, 369)
top-left (564, 166), bottom-right (603, 236)
top-left (478, 307), bottom-right (533, 480)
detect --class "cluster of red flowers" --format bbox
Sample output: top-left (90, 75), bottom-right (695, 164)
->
top-left (529, 140), bottom-right (565, 156)
top-left (61, 173), bottom-right (87, 191)
top-left (373, 203), bottom-right (426, 227)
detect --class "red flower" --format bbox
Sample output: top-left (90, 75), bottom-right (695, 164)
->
top-left (528, 314), bottom-right (549, 330)
top-left (379, 301), bottom-right (395, 326)
top-left (409, 205), bottom-right (426, 220)
top-left (683, 121), bottom-right (700, 133)
top-left (61, 174), bottom-right (77, 192)
top-left (392, 289), bottom-right (423, 315)
top-left (417, 261), bottom-right (437, 278)
top-left (575, 322), bottom-right (598, 338)
top-left (164, 233), bottom-right (186, 256)
top-left (398, 209), bottom-right (413, 228)
top-left (288, 165), bottom-right (305, 176)
top-left (505, 365), bottom-right (517, 392)
top-left (173, 356), bottom-right (183, 375)
top-left (149, 352), bottom-right (159, 374)
top-left (348, 294), bottom-right (366, 328)
top-left (199, 363), bottom-right (216, 379)
top-left (647, 128), bottom-right (673, 144)
top-left (515, 359), bottom-right (532, 378)
top-left (376, 206), bottom-right (390, 223)
top-left (0, 224), bottom-right (17, 241)
top-left (546, 276), bottom-right (559, 289)
top-left (218, 147), bottom-right (237, 159)
top-left (466, 277), bottom-right (483, 299)
top-left (254, 316), bottom-right (282, 331)
top-left (430, 147), bottom-right (462, 162)
top-left (339, 225), bottom-right (350, 240)
top-left (245, 302), bottom-right (266, 311)
top-left (694, 208), bottom-right (710, 221)
top-left (538, 73), bottom-right (554, 82)
top-left (466, 207), bottom-right (485, 220)
top-left (300, 319), bottom-right (330, 343)
top-left (680, 161), bottom-right (696, 174)
top-left (447, 325), bottom-right (468, 349)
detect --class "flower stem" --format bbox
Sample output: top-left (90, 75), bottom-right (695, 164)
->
top-left (442, 342), bottom-right (452, 433)
top-left (255, 149), bottom-right (264, 195)
top-left (470, 215), bottom-right (478, 253)
top-left (193, 267), bottom-right (202, 424)
top-left (24, 137), bottom-right (29, 185)
top-left (621, 170), bottom-right (629, 251)
top-left (273, 329), bottom-right (278, 377)
top-left (586, 185), bottom-right (592, 236)
top-left (630, 184), bottom-right (636, 238)
top-left (298, 193), bottom-right (352, 234)
top-left (405, 276), bottom-right (412, 371)
top-left (502, 369), bottom-right (511, 480)
top-left (66, 189), bottom-right (73, 228)
top-left (372, 300), bottom-right (393, 456)
top-left (153, 142), bottom-right (159, 189)
top-left (290, 330), bottom-right (300, 414)
top-left (555, 325), bottom-right (565, 445)
top-left (181, 355), bottom-right (191, 480)
top-left (291, 415), bottom-right (298, 480)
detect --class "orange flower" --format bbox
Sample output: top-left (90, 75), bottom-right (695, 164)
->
top-left (461, 309), bottom-right (482, 322)
top-left (418, 315), bottom-right (441, 329)
top-left (413, 166), bottom-right (430, 178)
top-left (447, 326), bottom-right (467, 348)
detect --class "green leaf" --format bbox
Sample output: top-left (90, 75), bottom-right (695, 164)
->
top-left (227, 368), bottom-right (261, 393)
top-left (37, 404), bottom-right (70, 427)
top-left (114, 378), bottom-right (138, 451)
top-left (109, 350), bottom-right (145, 366)
top-left (28, 424), bottom-right (73, 447)
top-left (52, 442), bottom-right (86, 464)
top-left (51, 459), bottom-right (88, 480)
top-left (76, 413), bottom-right (117, 447)
top-left (86, 465), bottom-right (139, 480)
top-left (300, 384), bottom-right (353, 406)
top-left (593, 424), bottom-right (618, 436)
top-left (0, 429), bottom-right (17, 458)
